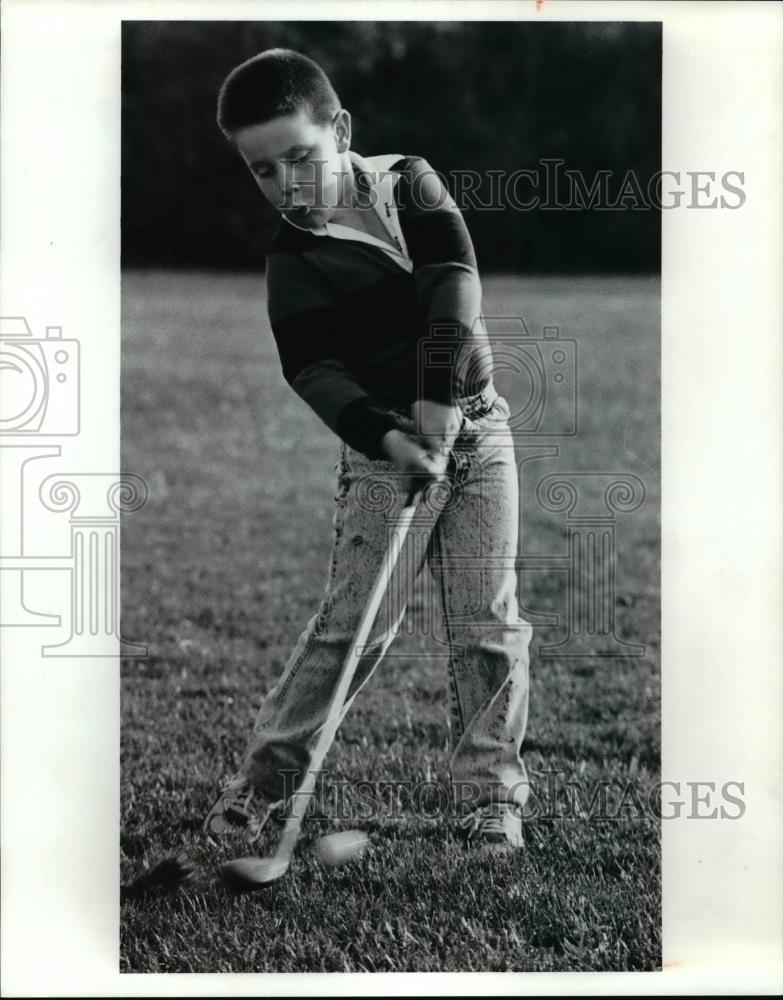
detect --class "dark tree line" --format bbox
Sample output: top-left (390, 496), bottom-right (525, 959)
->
top-left (122, 21), bottom-right (661, 272)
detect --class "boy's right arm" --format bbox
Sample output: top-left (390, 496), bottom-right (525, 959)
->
top-left (266, 250), bottom-right (401, 460)
top-left (266, 251), bottom-right (447, 491)
top-left (379, 427), bottom-right (449, 491)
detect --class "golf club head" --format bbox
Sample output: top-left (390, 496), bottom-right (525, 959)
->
top-left (220, 855), bottom-right (290, 892)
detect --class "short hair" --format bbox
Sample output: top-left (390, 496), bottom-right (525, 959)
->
top-left (217, 48), bottom-right (341, 136)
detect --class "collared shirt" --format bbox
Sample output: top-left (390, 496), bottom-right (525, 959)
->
top-left (281, 152), bottom-right (414, 273)
top-left (265, 152), bottom-right (494, 459)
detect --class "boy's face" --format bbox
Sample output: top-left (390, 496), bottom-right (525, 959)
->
top-left (232, 108), bottom-right (351, 229)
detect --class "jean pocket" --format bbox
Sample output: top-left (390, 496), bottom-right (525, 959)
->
top-left (476, 394), bottom-right (510, 423)
top-left (488, 394), bottom-right (511, 422)
top-left (461, 395), bottom-right (511, 435)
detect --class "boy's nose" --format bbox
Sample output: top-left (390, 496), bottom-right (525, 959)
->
top-left (279, 175), bottom-right (305, 204)
top-left (279, 191), bottom-right (309, 211)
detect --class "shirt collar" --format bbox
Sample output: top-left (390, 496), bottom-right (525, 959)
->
top-left (281, 150), bottom-right (399, 234)
top-left (278, 151), bottom-right (412, 272)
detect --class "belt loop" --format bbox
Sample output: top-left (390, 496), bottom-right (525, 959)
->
top-left (458, 381), bottom-right (497, 418)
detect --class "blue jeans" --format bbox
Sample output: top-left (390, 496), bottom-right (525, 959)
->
top-left (239, 387), bottom-right (532, 816)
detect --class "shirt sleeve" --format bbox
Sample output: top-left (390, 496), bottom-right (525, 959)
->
top-left (394, 155), bottom-right (494, 405)
top-left (265, 250), bottom-right (404, 459)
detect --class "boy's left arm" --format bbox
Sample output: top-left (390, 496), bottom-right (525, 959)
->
top-left (409, 398), bottom-right (463, 459)
top-left (396, 156), bottom-right (495, 455)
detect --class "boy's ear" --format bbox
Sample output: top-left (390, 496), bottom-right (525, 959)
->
top-left (333, 108), bottom-right (351, 153)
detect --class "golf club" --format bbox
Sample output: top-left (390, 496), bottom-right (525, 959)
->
top-left (221, 482), bottom-right (424, 892)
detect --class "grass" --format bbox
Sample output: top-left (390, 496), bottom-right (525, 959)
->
top-left (120, 270), bottom-right (660, 972)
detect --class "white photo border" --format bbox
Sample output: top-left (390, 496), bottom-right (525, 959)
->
top-left (1, 0), bottom-right (781, 995)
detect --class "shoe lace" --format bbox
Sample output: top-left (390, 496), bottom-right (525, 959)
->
top-left (460, 802), bottom-right (520, 839)
top-left (221, 776), bottom-right (254, 816)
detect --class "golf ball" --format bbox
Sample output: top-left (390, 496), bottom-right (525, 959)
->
top-left (316, 829), bottom-right (369, 866)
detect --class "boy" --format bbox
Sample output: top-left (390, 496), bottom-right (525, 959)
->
top-left (205, 48), bottom-right (533, 849)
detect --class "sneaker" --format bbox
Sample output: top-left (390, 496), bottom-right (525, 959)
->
top-left (203, 775), bottom-right (278, 840)
top-left (456, 802), bottom-right (525, 850)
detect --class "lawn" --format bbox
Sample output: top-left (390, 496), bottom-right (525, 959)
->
top-left (120, 270), bottom-right (660, 973)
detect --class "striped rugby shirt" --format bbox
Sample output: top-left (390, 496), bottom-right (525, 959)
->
top-left (265, 151), bottom-right (495, 459)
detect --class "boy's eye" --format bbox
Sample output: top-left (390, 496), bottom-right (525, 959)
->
top-left (253, 152), bottom-right (311, 181)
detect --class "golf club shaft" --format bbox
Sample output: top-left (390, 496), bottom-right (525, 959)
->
top-left (274, 489), bottom-right (423, 861)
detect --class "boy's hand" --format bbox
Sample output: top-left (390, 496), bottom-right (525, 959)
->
top-left (381, 428), bottom-right (449, 499)
top-left (411, 399), bottom-right (464, 455)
